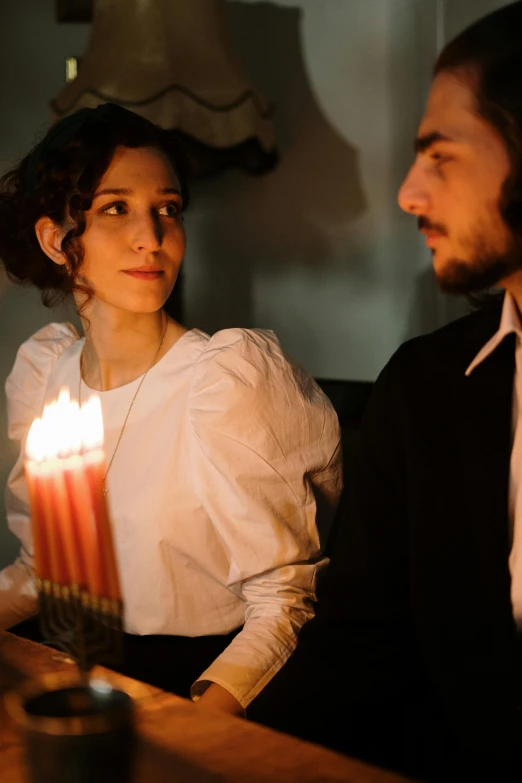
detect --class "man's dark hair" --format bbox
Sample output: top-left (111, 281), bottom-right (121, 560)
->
top-left (435, 1), bottom-right (522, 240)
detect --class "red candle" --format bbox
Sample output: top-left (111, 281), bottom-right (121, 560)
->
top-left (80, 397), bottom-right (121, 601)
top-left (25, 417), bottom-right (69, 585)
top-left (38, 460), bottom-right (71, 586)
top-left (25, 459), bottom-right (51, 582)
top-left (84, 449), bottom-right (121, 601)
top-left (24, 389), bottom-right (122, 602)
top-left (63, 454), bottom-right (105, 597)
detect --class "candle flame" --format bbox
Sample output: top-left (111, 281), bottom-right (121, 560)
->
top-left (81, 395), bottom-right (104, 451)
top-left (26, 417), bottom-right (45, 462)
top-left (26, 387), bottom-right (104, 461)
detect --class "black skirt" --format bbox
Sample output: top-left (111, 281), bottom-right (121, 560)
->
top-left (114, 627), bottom-right (242, 698)
top-left (10, 617), bottom-right (242, 699)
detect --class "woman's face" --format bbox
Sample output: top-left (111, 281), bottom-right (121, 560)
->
top-left (77, 145), bottom-right (186, 314)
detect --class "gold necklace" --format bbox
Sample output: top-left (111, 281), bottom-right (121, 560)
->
top-left (79, 311), bottom-right (168, 496)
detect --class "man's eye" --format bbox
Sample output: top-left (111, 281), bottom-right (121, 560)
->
top-left (102, 202), bottom-right (126, 215)
top-left (158, 202), bottom-right (181, 218)
top-left (431, 152), bottom-right (450, 164)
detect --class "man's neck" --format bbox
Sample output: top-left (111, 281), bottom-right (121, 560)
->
top-left (499, 271), bottom-right (522, 317)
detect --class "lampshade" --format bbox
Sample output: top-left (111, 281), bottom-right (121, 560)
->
top-left (51, 0), bottom-right (278, 176)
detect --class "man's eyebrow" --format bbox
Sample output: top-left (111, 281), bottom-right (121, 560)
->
top-left (93, 187), bottom-right (181, 199)
top-left (414, 131), bottom-right (454, 154)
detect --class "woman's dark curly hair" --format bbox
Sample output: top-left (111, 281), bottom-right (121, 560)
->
top-left (0, 104), bottom-right (189, 308)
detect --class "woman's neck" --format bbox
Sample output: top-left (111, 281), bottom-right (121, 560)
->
top-left (79, 307), bottom-right (182, 391)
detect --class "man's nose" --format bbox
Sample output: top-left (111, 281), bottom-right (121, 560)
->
top-left (132, 211), bottom-right (163, 252)
top-left (398, 163), bottom-right (430, 215)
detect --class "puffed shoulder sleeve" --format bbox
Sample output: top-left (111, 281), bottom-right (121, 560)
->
top-left (5, 322), bottom-right (80, 440)
top-left (0, 322), bottom-right (79, 630)
top-left (188, 328), bottom-right (342, 707)
top-left (190, 328), bottom-right (342, 578)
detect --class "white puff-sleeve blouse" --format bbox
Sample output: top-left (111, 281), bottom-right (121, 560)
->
top-left (2, 324), bottom-right (342, 707)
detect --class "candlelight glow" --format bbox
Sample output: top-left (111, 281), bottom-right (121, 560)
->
top-left (26, 417), bottom-right (45, 462)
top-left (81, 396), bottom-right (104, 451)
top-left (24, 384), bottom-right (120, 601)
top-left (26, 388), bottom-right (104, 461)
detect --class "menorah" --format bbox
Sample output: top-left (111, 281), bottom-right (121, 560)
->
top-left (4, 391), bottom-right (132, 783)
top-left (37, 581), bottom-right (123, 674)
top-left (25, 391), bottom-right (124, 674)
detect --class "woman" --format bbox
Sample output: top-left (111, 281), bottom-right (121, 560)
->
top-left (0, 104), bottom-right (342, 716)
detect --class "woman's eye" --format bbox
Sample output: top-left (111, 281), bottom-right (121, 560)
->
top-left (158, 202), bottom-right (181, 218)
top-left (102, 202), bottom-right (127, 215)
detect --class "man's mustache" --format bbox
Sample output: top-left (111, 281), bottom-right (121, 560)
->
top-left (418, 216), bottom-right (448, 235)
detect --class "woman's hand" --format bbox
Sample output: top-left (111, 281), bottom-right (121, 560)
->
top-left (195, 683), bottom-right (245, 717)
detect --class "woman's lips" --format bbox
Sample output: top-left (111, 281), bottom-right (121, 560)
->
top-left (122, 269), bottom-right (164, 280)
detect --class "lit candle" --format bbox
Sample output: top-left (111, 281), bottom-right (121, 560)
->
top-left (26, 414), bottom-right (69, 585)
top-left (62, 452), bottom-right (104, 597)
top-left (24, 389), bottom-right (121, 601)
top-left (25, 420), bottom-right (52, 583)
top-left (81, 398), bottom-right (121, 601)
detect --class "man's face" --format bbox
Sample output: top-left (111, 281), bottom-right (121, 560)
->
top-left (398, 69), bottom-right (518, 293)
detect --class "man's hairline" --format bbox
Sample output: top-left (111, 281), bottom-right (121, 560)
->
top-left (430, 61), bottom-right (512, 158)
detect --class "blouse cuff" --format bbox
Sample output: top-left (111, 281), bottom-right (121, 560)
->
top-left (190, 676), bottom-right (248, 714)
top-left (190, 633), bottom-right (298, 710)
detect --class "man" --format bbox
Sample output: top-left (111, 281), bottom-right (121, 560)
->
top-left (248, 4), bottom-right (522, 782)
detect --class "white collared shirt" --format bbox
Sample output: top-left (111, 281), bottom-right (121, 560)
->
top-left (466, 292), bottom-right (522, 622)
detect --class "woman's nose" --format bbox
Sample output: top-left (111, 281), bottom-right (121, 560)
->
top-left (398, 163), bottom-right (430, 216)
top-left (132, 211), bottom-right (162, 252)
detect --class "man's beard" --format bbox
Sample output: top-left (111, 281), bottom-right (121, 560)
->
top-left (418, 216), bottom-right (522, 294)
top-left (436, 251), bottom-right (520, 294)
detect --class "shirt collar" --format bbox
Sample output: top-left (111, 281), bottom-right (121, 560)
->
top-left (465, 292), bottom-right (522, 376)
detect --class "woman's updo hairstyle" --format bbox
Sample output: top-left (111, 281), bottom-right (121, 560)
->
top-left (0, 103), bottom-right (189, 307)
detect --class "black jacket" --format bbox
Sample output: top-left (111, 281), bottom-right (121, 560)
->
top-left (249, 303), bottom-right (522, 782)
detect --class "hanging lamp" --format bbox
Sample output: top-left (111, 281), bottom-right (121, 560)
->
top-left (53, 0), bottom-right (278, 176)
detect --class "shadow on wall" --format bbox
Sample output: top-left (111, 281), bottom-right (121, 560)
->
top-left (184, 2), bottom-right (367, 334)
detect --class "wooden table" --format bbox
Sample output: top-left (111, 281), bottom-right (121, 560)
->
top-left (0, 631), bottom-right (413, 783)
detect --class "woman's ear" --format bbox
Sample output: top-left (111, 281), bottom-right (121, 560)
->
top-left (34, 217), bottom-right (67, 266)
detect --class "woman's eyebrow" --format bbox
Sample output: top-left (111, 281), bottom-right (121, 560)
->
top-left (93, 186), bottom-right (181, 199)
top-left (93, 188), bottom-right (132, 199)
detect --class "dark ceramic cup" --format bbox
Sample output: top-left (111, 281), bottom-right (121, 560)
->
top-left (5, 673), bottom-right (136, 783)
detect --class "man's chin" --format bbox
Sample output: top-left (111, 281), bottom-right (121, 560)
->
top-left (434, 255), bottom-right (514, 295)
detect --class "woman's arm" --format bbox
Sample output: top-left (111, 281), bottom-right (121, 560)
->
top-left (190, 556), bottom-right (326, 710)
top-left (0, 446), bottom-right (38, 630)
top-left (189, 328), bottom-right (342, 711)
top-left (1, 324), bottom-right (79, 630)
